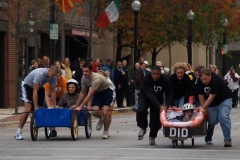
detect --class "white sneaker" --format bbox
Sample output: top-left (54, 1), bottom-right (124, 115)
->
top-left (96, 118), bottom-right (104, 130)
top-left (102, 131), bottom-right (108, 139)
top-left (138, 128), bottom-right (147, 140)
top-left (107, 131), bottom-right (110, 137)
top-left (14, 132), bottom-right (23, 140)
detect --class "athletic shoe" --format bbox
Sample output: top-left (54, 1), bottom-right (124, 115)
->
top-left (206, 141), bottom-right (213, 145)
top-left (50, 130), bottom-right (57, 137)
top-left (14, 132), bottom-right (23, 140)
top-left (149, 137), bottom-right (156, 145)
top-left (102, 131), bottom-right (109, 139)
top-left (182, 115), bottom-right (190, 122)
top-left (96, 118), bottom-right (104, 130)
top-left (138, 128), bottom-right (146, 140)
top-left (224, 140), bottom-right (232, 147)
top-left (107, 131), bottom-right (110, 137)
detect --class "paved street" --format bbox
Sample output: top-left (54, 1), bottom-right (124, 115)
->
top-left (1, 109), bottom-right (240, 160)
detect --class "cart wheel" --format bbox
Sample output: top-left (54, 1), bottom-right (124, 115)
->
top-left (70, 112), bottom-right (78, 141)
top-left (192, 138), bottom-right (194, 146)
top-left (181, 140), bottom-right (184, 147)
top-left (30, 113), bottom-right (38, 141)
top-left (85, 112), bottom-right (92, 138)
top-left (45, 127), bottom-right (51, 139)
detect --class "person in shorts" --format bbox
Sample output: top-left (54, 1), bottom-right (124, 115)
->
top-left (14, 65), bottom-right (58, 140)
top-left (72, 63), bottom-right (114, 139)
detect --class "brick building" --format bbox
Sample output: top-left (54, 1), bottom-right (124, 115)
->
top-left (0, 0), bottom-right (29, 108)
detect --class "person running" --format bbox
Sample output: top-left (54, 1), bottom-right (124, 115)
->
top-left (198, 68), bottom-right (232, 147)
top-left (14, 65), bottom-right (58, 140)
top-left (137, 65), bottom-right (174, 145)
top-left (72, 63), bottom-right (114, 139)
top-left (169, 62), bottom-right (191, 108)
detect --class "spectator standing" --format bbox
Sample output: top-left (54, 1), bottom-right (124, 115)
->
top-left (92, 58), bottom-right (102, 72)
top-left (156, 61), bottom-right (170, 75)
top-left (122, 59), bottom-right (132, 107)
top-left (74, 59), bottom-right (85, 91)
top-left (54, 60), bottom-right (66, 77)
top-left (224, 66), bottom-right (240, 108)
top-left (198, 68), bottom-right (232, 147)
top-left (114, 61), bottom-right (125, 108)
top-left (42, 56), bottom-right (49, 68)
top-left (102, 58), bottom-right (113, 81)
top-left (134, 61), bottom-right (149, 94)
top-left (63, 57), bottom-right (72, 81)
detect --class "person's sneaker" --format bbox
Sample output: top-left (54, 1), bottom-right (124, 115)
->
top-left (96, 118), bottom-right (104, 130)
top-left (102, 131), bottom-right (108, 139)
top-left (50, 130), bottom-right (57, 137)
top-left (107, 131), bottom-right (110, 137)
top-left (224, 140), bottom-right (232, 147)
top-left (149, 137), bottom-right (156, 145)
top-left (206, 141), bottom-right (213, 145)
top-left (138, 128), bottom-right (146, 140)
top-left (14, 132), bottom-right (23, 140)
top-left (182, 115), bottom-right (190, 122)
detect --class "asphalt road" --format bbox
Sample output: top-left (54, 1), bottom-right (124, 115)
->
top-left (1, 109), bottom-right (240, 160)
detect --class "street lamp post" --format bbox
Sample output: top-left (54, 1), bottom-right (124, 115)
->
top-left (222, 18), bottom-right (228, 76)
top-left (187, 10), bottom-right (194, 65)
top-left (132, 0), bottom-right (141, 64)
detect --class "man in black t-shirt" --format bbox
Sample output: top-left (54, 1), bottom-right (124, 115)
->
top-left (137, 66), bottom-right (174, 145)
top-left (197, 68), bottom-right (232, 147)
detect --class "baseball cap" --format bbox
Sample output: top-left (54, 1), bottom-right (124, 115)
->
top-left (143, 60), bottom-right (148, 65)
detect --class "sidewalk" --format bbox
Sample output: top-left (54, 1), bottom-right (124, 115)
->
top-left (0, 105), bottom-right (134, 126)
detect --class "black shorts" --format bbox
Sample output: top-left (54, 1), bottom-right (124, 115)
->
top-left (20, 81), bottom-right (45, 107)
top-left (92, 88), bottom-right (114, 108)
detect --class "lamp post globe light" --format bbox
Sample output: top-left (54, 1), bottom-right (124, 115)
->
top-left (132, 0), bottom-right (141, 64)
top-left (221, 18), bottom-right (228, 76)
top-left (187, 10), bottom-right (194, 65)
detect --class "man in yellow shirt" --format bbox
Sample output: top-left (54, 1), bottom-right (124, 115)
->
top-left (63, 57), bottom-right (72, 80)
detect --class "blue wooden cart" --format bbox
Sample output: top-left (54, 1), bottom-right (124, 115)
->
top-left (30, 107), bottom-right (92, 141)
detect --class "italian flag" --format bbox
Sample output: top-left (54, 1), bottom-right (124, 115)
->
top-left (96, 0), bottom-right (121, 28)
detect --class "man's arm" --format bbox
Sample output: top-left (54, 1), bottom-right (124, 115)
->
top-left (198, 94), bottom-right (205, 107)
top-left (44, 89), bottom-right (52, 107)
top-left (50, 87), bottom-right (57, 107)
top-left (75, 88), bottom-right (96, 110)
top-left (33, 83), bottom-right (40, 109)
top-left (75, 87), bottom-right (87, 106)
top-left (202, 94), bottom-right (216, 109)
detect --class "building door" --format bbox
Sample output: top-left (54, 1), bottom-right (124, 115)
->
top-left (0, 32), bottom-right (5, 108)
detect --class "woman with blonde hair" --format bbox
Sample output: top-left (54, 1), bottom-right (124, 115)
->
top-left (169, 62), bottom-right (192, 108)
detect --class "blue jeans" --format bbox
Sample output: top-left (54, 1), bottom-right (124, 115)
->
top-left (207, 98), bottom-right (232, 141)
top-left (174, 96), bottom-right (184, 108)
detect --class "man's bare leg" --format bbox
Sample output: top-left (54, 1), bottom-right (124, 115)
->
top-left (102, 105), bottom-right (111, 132)
top-left (19, 102), bottom-right (32, 128)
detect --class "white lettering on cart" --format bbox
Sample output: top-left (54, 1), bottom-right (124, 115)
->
top-left (170, 128), bottom-right (188, 137)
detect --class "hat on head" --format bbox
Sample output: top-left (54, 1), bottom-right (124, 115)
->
top-left (156, 61), bottom-right (162, 66)
top-left (143, 61), bottom-right (148, 65)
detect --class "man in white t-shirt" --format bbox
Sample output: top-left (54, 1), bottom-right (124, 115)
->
top-left (224, 66), bottom-right (240, 108)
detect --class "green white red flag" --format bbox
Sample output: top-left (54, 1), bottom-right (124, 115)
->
top-left (96, 0), bottom-right (121, 28)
